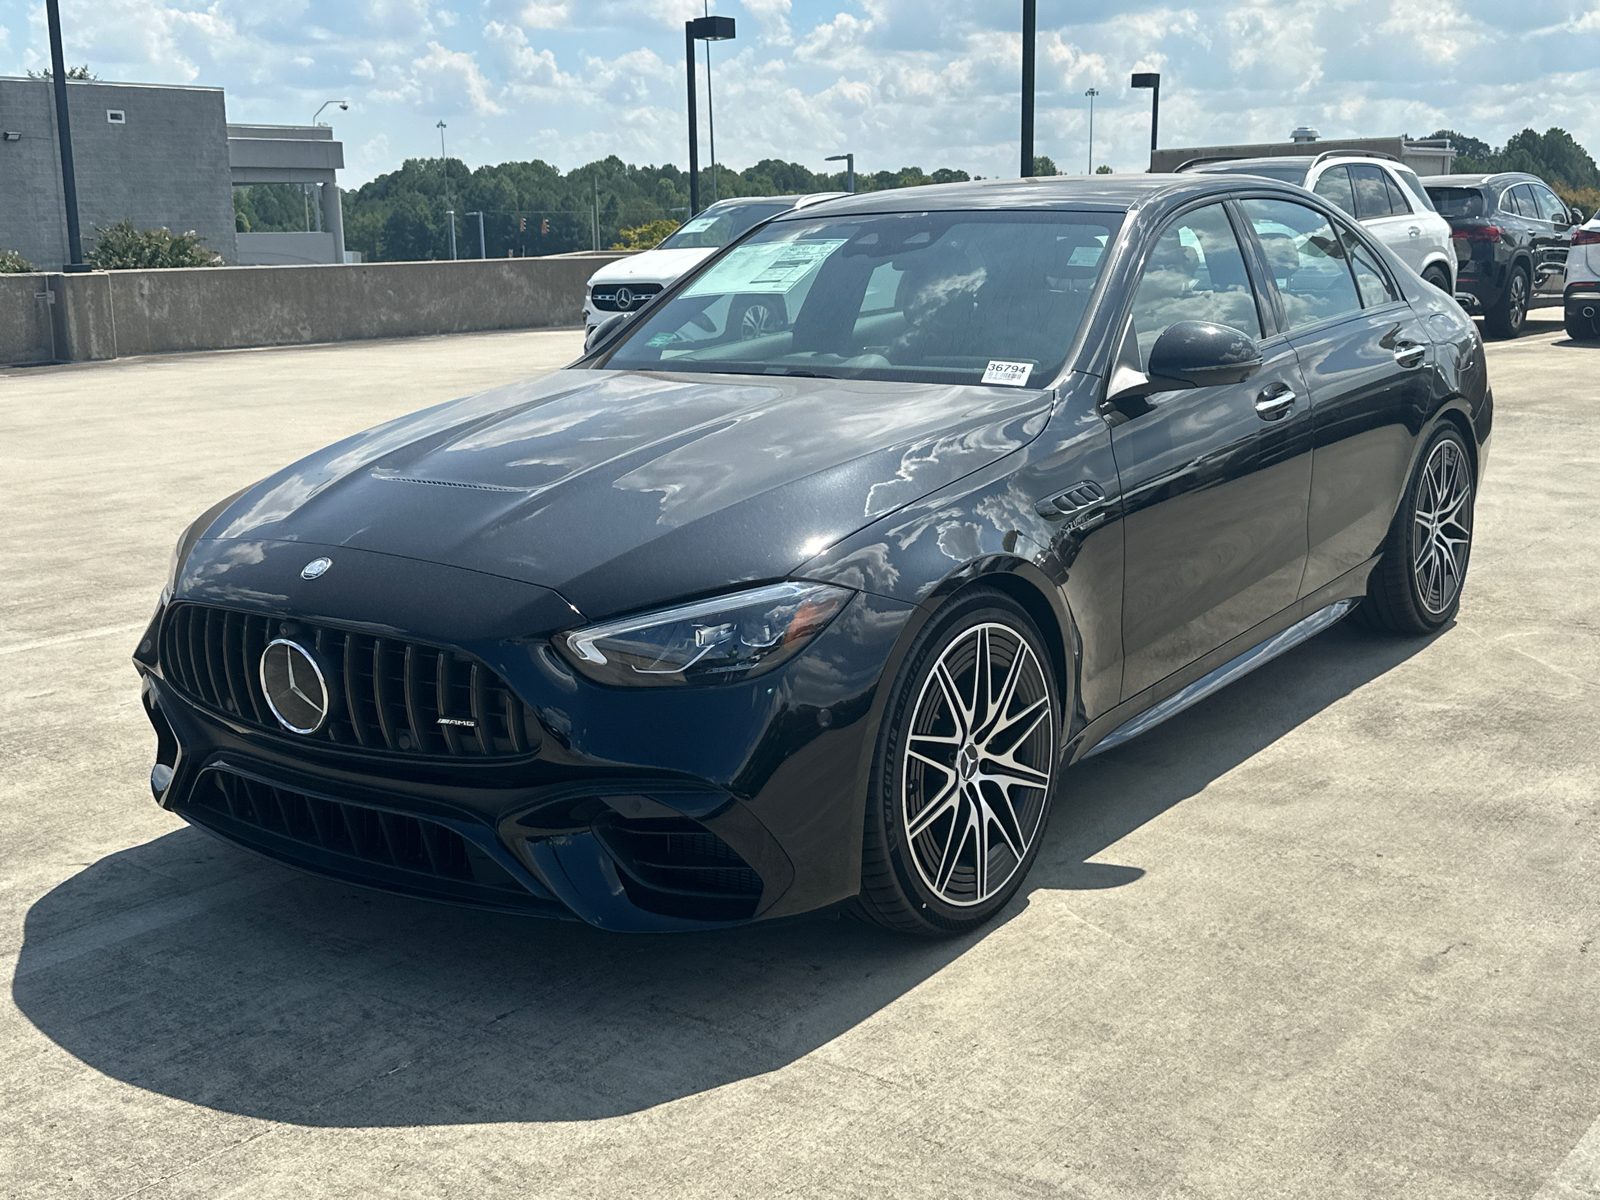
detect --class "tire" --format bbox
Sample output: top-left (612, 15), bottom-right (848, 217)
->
top-left (856, 587), bottom-right (1061, 936)
top-left (1567, 301), bottom-right (1600, 342)
top-left (1484, 264), bottom-right (1529, 339)
top-left (1361, 424), bottom-right (1476, 636)
top-left (728, 295), bottom-right (786, 340)
top-left (1422, 264), bottom-right (1452, 295)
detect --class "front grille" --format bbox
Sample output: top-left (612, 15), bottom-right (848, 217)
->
top-left (185, 768), bottom-right (553, 913)
top-left (161, 603), bottom-right (537, 758)
top-left (594, 814), bottom-right (762, 922)
top-left (589, 282), bottom-right (663, 313)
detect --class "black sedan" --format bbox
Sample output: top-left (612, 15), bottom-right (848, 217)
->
top-left (1426, 171), bottom-right (1581, 338)
top-left (138, 175), bottom-right (1490, 936)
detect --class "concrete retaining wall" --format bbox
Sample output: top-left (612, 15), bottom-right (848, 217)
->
top-left (0, 253), bottom-right (623, 366)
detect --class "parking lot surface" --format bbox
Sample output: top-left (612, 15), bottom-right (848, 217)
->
top-left (3, 317), bottom-right (1597, 1199)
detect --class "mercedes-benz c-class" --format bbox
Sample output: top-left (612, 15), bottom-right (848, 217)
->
top-left (137, 175), bottom-right (1489, 935)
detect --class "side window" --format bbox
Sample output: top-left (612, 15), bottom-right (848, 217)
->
top-left (1396, 169), bottom-right (1438, 212)
top-left (1312, 167), bottom-right (1357, 217)
top-left (1241, 198), bottom-right (1363, 330)
top-left (1127, 203), bottom-right (1262, 369)
top-left (1533, 185), bottom-right (1568, 224)
top-left (1510, 185), bottom-right (1540, 219)
top-left (1349, 166), bottom-right (1395, 219)
top-left (1340, 227), bottom-right (1398, 307)
top-left (1382, 170), bottom-right (1413, 214)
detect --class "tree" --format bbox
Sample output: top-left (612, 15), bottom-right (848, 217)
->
top-left (1032, 156), bottom-right (1059, 176)
top-left (611, 220), bottom-right (680, 251)
top-left (1095, 165), bottom-right (1114, 174)
top-left (26, 64), bottom-right (96, 79)
top-left (0, 247), bottom-right (36, 273)
top-left (1441, 127), bottom-right (1600, 204)
top-left (1429, 129), bottom-right (1492, 161)
top-left (86, 221), bottom-right (220, 269)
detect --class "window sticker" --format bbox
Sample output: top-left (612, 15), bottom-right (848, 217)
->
top-left (677, 216), bottom-right (717, 234)
top-left (685, 240), bottom-right (847, 297)
top-left (982, 360), bottom-right (1035, 387)
top-left (647, 333), bottom-right (676, 347)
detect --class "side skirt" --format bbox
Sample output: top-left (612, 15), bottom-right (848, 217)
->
top-left (1068, 555), bottom-right (1378, 763)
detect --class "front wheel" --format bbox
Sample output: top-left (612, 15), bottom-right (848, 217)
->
top-left (857, 588), bottom-right (1060, 936)
top-left (1361, 424), bottom-right (1476, 635)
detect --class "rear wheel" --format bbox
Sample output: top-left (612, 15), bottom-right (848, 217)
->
top-left (857, 588), bottom-right (1060, 936)
top-left (1484, 264), bottom-right (1529, 338)
top-left (1422, 264), bottom-right (1452, 295)
top-left (1361, 424), bottom-right (1475, 635)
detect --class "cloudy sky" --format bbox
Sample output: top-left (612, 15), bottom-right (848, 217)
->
top-left (1, 0), bottom-right (1596, 186)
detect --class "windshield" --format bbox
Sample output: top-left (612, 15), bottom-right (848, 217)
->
top-left (656, 203), bottom-right (795, 250)
top-left (1426, 187), bottom-right (1485, 218)
top-left (1192, 161), bottom-right (1311, 185)
top-left (599, 210), bottom-right (1122, 388)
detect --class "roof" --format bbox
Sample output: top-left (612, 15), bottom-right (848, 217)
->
top-left (771, 174), bottom-right (1228, 218)
top-left (1425, 172), bottom-right (1544, 188)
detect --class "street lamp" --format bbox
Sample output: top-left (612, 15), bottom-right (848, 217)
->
top-left (436, 120), bottom-right (455, 258)
top-left (1085, 87), bottom-right (1099, 175)
top-left (43, 0), bottom-right (87, 271)
top-left (684, 14), bottom-right (735, 216)
top-left (826, 153), bottom-right (855, 193)
top-left (312, 99), bottom-right (348, 126)
top-left (1020, 0), bottom-right (1036, 177)
top-left (445, 209), bottom-right (457, 261)
top-left (1131, 72), bottom-right (1160, 168)
top-left (466, 211), bottom-right (486, 259)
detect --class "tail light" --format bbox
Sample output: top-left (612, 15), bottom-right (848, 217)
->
top-left (1574, 228), bottom-right (1600, 246)
top-left (1451, 225), bottom-right (1503, 242)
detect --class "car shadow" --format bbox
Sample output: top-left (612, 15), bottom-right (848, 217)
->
top-left (12, 617), bottom-right (1431, 1127)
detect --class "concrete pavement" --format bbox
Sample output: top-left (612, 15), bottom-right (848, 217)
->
top-left (2, 317), bottom-right (1598, 1199)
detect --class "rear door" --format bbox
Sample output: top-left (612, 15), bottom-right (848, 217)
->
top-left (1109, 201), bottom-right (1313, 698)
top-left (1350, 164), bottom-right (1425, 273)
top-left (1528, 182), bottom-right (1573, 299)
top-left (1238, 196), bottom-right (1432, 597)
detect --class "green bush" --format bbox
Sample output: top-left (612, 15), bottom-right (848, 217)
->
top-left (611, 219), bottom-right (680, 251)
top-left (86, 220), bottom-right (221, 269)
top-left (0, 247), bottom-right (36, 273)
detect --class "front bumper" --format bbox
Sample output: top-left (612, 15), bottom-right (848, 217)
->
top-left (138, 540), bottom-right (915, 931)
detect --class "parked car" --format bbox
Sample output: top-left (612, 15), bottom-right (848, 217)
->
top-left (1178, 152), bottom-right (1456, 295)
top-left (1424, 172), bottom-right (1581, 338)
top-left (142, 174), bottom-right (1488, 937)
top-left (583, 193), bottom-right (842, 341)
top-left (1562, 213), bottom-right (1600, 341)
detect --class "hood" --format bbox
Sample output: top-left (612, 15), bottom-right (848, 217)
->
top-left (587, 248), bottom-right (717, 289)
top-left (202, 370), bottom-right (1054, 621)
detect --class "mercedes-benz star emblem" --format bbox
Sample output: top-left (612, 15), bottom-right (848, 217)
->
top-left (301, 557), bottom-right (333, 580)
top-left (615, 286), bottom-right (635, 311)
top-left (260, 639), bottom-right (330, 734)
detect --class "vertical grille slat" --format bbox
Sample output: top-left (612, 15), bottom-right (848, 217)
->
top-left (159, 603), bottom-right (536, 760)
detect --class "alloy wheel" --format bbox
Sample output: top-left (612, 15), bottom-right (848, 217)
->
top-left (901, 623), bottom-right (1053, 907)
top-left (739, 303), bottom-right (782, 339)
top-left (1412, 437), bottom-right (1473, 615)
top-left (1508, 272), bottom-right (1528, 330)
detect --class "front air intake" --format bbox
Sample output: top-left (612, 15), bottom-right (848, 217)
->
top-left (593, 813), bottom-right (763, 922)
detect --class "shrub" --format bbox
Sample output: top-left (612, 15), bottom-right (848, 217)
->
top-left (611, 219), bottom-right (680, 251)
top-left (0, 247), bottom-right (36, 273)
top-left (86, 220), bottom-right (221, 269)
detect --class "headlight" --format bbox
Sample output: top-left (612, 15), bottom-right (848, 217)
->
top-left (559, 581), bottom-right (852, 687)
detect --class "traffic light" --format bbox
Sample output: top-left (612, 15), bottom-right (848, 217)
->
top-left (541, 218), bottom-right (549, 235)
top-left (519, 216), bottom-right (526, 232)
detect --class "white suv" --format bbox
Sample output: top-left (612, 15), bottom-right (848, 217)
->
top-left (1566, 212), bottom-right (1600, 341)
top-left (583, 193), bottom-right (843, 341)
top-left (1179, 152), bottom-right (1456, 293)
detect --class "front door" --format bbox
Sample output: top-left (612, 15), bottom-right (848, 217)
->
top-left (1526, 182), bottom-right (1573, 300)
top-left (1111, 202), bottom-right (1314, 698)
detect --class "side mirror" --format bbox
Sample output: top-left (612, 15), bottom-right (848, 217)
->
top-left (1107, 321), bottom-right (1263, 407)
top-left (584, 312), bottom-right (631, 353)
top-left (1571, 206), bottom-right (1587, 225)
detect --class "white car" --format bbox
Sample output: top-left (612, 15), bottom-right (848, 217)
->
top-left (1565, 213), bottom-right (1600, 341)
top-left (1179, 152), bottom-right (1456, 293)
top-left (584, 193), bottom-right (843, 340)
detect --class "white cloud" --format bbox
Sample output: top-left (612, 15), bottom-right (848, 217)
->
top-left (743, 0), bottom-right (794, 45)
top-left (520, 1), bottom-right (571, 28)
top-left (1377, 0), bottom-right (1491, 62)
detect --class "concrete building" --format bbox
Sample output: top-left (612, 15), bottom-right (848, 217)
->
top-left (0, 77), bottom-right (238, 270)
top-left (1151, 132), bottom-right (1456, 176)
top-left (0, 76), bottom-right (347, 272)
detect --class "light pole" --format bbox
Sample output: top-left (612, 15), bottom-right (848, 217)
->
top-left (684, 15), bottom-right (735, 215)
top-left (1021, 0), bottom-right (1036, 177)
top-left (1085, 87), bottom-right (1099, 174)
top-left (43, 0), bottom-right (87, 270)
top-left (466, 211), bottom-right (486, 258)
top-left (1131, 72), bottom-right (1160, 168)
top-left (826, 153), bottom-right (855, 193)
top-left (312, 99), bottom-right (348, 126)
top-left (436, 120), bottom-right (453, 258)
top-left (445, 209), bottom-right (457, 260)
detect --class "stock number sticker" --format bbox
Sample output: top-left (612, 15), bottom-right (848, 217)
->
top-left (982, 360), bottom-right (1034, 387)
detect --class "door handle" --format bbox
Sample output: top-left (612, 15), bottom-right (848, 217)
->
top-left (1254, 383), bottom-right (1296, 421)
top-left (1409, 226), bottom-right (1421, 238)
top-left (1393, 340), bottom-right (1426, 368)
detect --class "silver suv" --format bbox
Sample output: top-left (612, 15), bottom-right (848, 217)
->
top-left (1178, 152), bottom-right (1456, 293)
